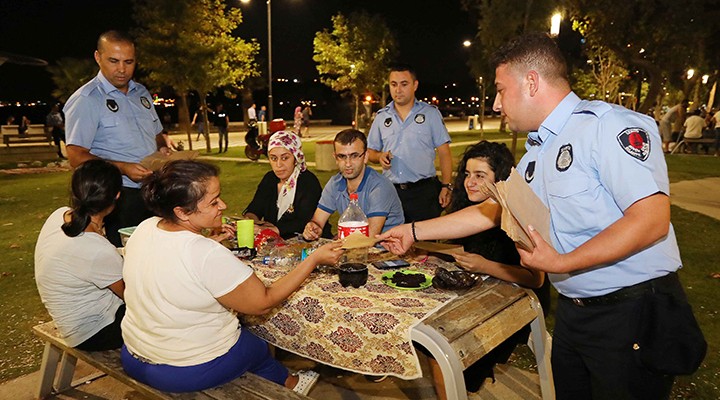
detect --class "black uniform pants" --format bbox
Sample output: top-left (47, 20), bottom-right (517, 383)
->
top-left (105, 187), bottom-right (154, 247)
top-left (552, 275), bottom-right (682, 400)
top-left (394, 177), bottom-right (442, 223)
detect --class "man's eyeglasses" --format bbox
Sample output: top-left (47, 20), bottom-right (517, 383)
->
top-left (334, 151), bottom-right (366, 161)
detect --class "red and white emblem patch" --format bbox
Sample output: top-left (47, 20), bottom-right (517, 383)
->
top-left (617, 128), bottom-right (650, 161)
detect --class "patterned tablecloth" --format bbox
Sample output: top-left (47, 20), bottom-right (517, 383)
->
top-left (241, 259), bottom-right (458, 379)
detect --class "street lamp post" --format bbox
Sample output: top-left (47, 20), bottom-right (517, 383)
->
top-left (267, 0), bottom-right (273, 120)
top-left (477, 76), bottom-right (485, 136)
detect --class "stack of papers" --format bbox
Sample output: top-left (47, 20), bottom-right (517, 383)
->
top-left (487, 168), bottom-right (552, 251)
top-left (140, 150), bottom-right (199, 171)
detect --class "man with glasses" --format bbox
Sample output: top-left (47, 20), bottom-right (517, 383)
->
top-left (303, 129), bottom-right (404, 240)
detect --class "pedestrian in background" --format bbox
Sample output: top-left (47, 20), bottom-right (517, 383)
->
top-left (215, 103), bottom-right (230, 153)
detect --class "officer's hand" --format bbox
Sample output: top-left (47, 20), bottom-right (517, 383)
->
top-left (517, 225), bottom-right (565, 273)
top-left (439, 187), bottom-right (451, 208)
top-left (379, 151), bottom-right (393, 169)
top-left (116, 162), bottom-right (153, 183)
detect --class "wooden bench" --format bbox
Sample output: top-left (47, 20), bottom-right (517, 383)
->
top-left (670, 137), bottom-right (716, 154)
top-left (32, 321), bottom-right (311, 400)
top-left (413, 279), bottom-right (554, 400)
top-left (2, 124), bottom-right (52, 147)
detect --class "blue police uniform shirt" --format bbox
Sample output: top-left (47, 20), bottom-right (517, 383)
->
top-left (318, 166), bottom-right (405, 232)
top-left (517, 92), bottom-right (681, 298)
top-left (64, 71), bottom-right (163, 189)
top-left (367, 99), bottom-right (450, 184)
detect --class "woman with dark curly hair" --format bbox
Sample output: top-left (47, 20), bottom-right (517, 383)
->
top-left (35, 159), bottom-right (125, 351)
top-left (443, 141), bottom-right (550, 391)
top-left (120, 160), bottom-right (342, 394)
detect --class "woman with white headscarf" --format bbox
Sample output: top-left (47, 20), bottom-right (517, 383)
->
top-left (243, 131), bottom-right (331, 239)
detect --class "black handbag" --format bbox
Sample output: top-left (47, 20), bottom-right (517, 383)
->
top-left (632, 290), bottom-right (707, 375)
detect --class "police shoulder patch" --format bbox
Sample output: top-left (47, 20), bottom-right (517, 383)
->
top-left (616, 127), bottom-right (650, 161)
top-left (384, 117), bottom-right (393, 127)
top-left (414, 113), bottom-right (425, 124)
top-left (140, 96), bottom-right (152, 109)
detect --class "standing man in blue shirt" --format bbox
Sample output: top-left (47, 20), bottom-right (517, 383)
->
top-left (367, 64), bottom-right (453, 222)
top-left (379, 33), bottom-right (703, 399)
top-left (303, 129), bottom-right (404, 240)
top-left (64, 30), bottom-right (167, 247)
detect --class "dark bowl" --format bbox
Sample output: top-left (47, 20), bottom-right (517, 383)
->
top-left (338, 263), bottom-right (368, 288)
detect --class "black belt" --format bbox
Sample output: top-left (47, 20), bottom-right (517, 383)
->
top-left (394, 177), bottom-right (436, 190)
top-left (559, 272), bottom-right (677, 307)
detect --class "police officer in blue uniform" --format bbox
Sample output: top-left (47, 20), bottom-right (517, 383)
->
top-left (367, 64), bottom-right (453, 222)
top-left (64, 30), bottom-right (167, 247)
top-left (379, 33), bottom-right (703, 399)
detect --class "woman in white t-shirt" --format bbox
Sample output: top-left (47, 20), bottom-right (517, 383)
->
top-left (120, 160), bottom-right (342, 395)
top-left (35, 159), bottom-right (125, 351)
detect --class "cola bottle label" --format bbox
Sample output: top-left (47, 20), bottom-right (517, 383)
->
top-left (338, 221), bottom-right (369, 239)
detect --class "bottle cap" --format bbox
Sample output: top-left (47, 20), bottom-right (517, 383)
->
top-left (350, 193), bottom-right (358, 201)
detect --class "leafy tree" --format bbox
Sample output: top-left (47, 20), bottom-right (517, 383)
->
top-left (132, 0), bottom-right (259, 151)
top-left (462, 0), bottom-right (552, 146)
top-left (562, 0), bottom-right (718, 113)
top-left (313, 12), bottom-right (397, 129)
top-left (571, 44), bottom-right (629, 105)
top-left (47, 58), bottom-right (98, 103)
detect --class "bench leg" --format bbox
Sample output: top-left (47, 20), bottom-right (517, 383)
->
top-left (525, 291), bottom-right (555, 400)
top-left (412, 323), bottom-right (468, 400)
top-left (36, 342), bottom-right (62, 400)
top-left (54, 352), bottom-right (78, 392)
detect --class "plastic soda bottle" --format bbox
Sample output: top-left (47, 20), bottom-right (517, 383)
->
top-left (337, 193), bottom-right (369, 239)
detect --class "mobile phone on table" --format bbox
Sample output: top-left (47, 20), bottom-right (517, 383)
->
top-left (372, 259), bottom-right (410, 269)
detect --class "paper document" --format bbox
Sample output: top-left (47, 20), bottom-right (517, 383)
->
top-left (140, 150), bottom-right (199, 171)
top-left (488, 168), bottom-right (552, 251)
top-left (341, 231), bottom-right (381, 249)
top-left (413, 241), bottom-right (464, 257)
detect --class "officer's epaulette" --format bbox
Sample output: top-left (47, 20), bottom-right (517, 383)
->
top-left (79, 78), bottom-right (102, 97)
top-left (574, 100), bottom-right (612, 118)
top-left (375, 104), bottom-right (392, 115)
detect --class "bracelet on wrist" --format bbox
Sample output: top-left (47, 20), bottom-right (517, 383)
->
top-left (411, 221), bottom-right (418, 242)
top-left (441, 182), bottom-right (454, 191)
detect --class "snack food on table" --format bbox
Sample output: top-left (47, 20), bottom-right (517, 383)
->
top-left (384, 271), bottom-right (428, 288)
top-left (432, 267), bottom-right (479, 289)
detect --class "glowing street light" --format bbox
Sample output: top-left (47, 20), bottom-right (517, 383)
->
top-left (550, 13), bottom-right (562, 37)
top-left (463, 40), bottom-right (472, 47)
top-left (687, 69), bottom-right (695, 80)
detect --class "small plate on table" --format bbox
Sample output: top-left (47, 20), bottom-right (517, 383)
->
top-left (381, 270), bottom-right (433, 290)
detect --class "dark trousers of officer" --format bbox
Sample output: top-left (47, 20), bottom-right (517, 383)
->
top-left (552, 274), bottom-right (682, 400)
top-left (105, 187), bottom-right (154, 247)
top-left (394, 177), bottom-right (442, 223)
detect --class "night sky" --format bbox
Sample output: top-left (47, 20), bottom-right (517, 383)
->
top-left (0, 0), bottom-right (477, 102)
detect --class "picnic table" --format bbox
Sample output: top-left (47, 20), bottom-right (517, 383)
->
top-left (241, 250), bottom-right (554, 400)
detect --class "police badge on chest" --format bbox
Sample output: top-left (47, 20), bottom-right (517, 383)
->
top-left (556, 144), bottom-right (573, 171)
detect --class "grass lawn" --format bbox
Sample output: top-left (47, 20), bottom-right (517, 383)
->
top-left (0, 131), bottom-right (718, 398)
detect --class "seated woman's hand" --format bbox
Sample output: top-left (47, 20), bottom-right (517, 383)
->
top-left (453, 251), bottom-right (489, 274)
top-left (209, 222), bottom-right (236, 243)
top-left (307, 241), bottom-right (344, 266)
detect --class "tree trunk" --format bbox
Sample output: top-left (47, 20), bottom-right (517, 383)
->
top-left (176, 93), bottom-right (193, 150)
top-left (200, 94), bottom-right (212, 153)
top-left (353, 94), bottom-right (360, 131)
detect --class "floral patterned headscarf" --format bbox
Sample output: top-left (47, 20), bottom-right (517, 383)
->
top-left (268, 130), bottom-right (306, 220)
